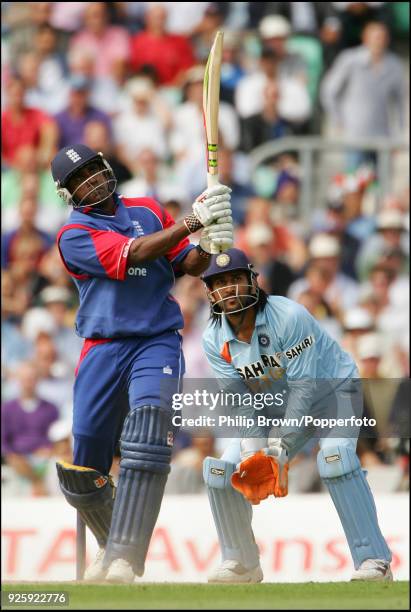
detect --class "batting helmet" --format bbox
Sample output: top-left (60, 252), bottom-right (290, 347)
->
top-left (202, 248), bottom-right (260, 315)
top-left (51, 144), bottom-right (117, 209)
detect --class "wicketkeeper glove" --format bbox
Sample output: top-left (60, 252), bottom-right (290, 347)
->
top-left (231, 438), bottom-right (289, 504)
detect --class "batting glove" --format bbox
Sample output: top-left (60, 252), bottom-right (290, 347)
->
top-left (192, 184), bottom-right (232, 227)
top-left (199, 219), bottom-right (234, 253)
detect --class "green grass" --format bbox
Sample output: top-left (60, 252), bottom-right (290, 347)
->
top-left (1, 582), bottom-right (409, 610)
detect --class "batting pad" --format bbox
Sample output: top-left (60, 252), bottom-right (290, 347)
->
top-left (317, 446), bottom-right (392, 569)
top-left (104, 405), bottom-right (173, 575)
top-left (56, 461), bottom-right (115, 547)
top-left (203, 457), bottom-right (260, 570)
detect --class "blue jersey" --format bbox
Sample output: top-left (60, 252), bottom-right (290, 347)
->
top-left (202, 296), bottom-right (358, 438)
top-left (57, 194), bottom-right (194, 338)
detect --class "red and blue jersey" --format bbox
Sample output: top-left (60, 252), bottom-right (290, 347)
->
top-left (57, 194), bottom-right (195, 338)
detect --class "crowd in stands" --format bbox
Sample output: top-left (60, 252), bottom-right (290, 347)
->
top-left (1, 2), bottom-right (409, 497)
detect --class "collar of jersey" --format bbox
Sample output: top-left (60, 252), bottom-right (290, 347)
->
top-left (74, 193), bottom-right (133, 233)
top-left (221, 307), bottom-right (266, 343)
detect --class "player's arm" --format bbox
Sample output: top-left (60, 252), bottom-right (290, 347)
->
top-left (127, 185), bottom-right (233, 273)
top-left (202, 336), bottom-right (266, 441)
top-left (272, 301), bottom-right (320, 452)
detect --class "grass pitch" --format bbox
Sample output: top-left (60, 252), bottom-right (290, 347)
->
top-left (1, 581), bottom-right (409, 610)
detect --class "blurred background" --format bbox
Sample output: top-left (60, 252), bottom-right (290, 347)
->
top-left (1, 1), bottom-right (409, 501)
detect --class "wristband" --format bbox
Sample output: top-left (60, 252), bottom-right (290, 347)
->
top-left (196, 244), bottom-right (211, 259)
top-left (183, 213), bottom-right (203, 233)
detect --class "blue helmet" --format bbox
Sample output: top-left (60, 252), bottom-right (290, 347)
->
top-left (51, 144), bottom-right (116, 209)
top-left (202, 248), bottom-right (255, 282)
top-left (202, 248), bottom-right (259, 315)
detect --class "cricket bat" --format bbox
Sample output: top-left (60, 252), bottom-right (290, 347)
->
top-left (203, 31), bottom-right (226, 254)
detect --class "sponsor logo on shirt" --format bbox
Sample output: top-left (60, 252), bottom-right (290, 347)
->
top-left (236, 353), bottom-right (283, 380)
top-left (128, 267), bottom-right (148, 277)
top-left (285, 335), bottom-right (315, 360)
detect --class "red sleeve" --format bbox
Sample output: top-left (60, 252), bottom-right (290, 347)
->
top-left (57, 224), bottom-right (133, 281)
top-left (89, 230), bottom-right (133, 280)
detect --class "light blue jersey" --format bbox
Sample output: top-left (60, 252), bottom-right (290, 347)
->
top-left (202, 296), bottom-right (358, 442)
top-left (202, 296), bottom-right (391, 573)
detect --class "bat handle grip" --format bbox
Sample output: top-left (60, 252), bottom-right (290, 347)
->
top-left (207, 173), bottom-right (220, 189)
top-left (207, 173), bottom-right (223, 254)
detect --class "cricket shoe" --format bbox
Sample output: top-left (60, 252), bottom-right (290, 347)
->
top-left (351, 559), bottom-right (393, 581)
top-left (105, 558), bottom-right (135, 584)
top-left (208, 560), bottom-right (263, 583)
top-left (84, 547), bottom-right (107, 581)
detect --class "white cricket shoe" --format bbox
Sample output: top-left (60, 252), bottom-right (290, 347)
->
top-left (351, 559), bottom-right (393, 581)
top-left (84, 547), bottom-right (107, 581)
top-left (105, 558), bottom-right (135, 584)
top-left (208, 560), bottom-right (263, 583)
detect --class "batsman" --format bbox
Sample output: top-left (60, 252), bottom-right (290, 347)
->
top-left (201, 248), bottom-right (392, 583)
top-left (50, 143), bottom-right (233, 583)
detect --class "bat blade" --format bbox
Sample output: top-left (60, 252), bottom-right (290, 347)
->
top-left (203, 30), bottom-right (224, 189)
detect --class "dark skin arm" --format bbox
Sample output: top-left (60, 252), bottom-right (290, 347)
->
top-left (127, 220), bottom-right (210, 276)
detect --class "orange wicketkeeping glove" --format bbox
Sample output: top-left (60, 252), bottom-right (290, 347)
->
top-left (231, 449), bottom-right (289, 505)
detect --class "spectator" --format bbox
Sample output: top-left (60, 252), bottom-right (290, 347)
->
top-left (1, 361), bottom-right (59, 497)
top-left (67, 48), bottom-right (130, 117)
top-left (191, 3), bottom-right (226, 61)
top-left (311, 199), bottom-right (361, 280)
top-left (2, 272), bottom-right (32, 376)
top-left (38, 286), bottom-right (83, 370)
top-left (170, 65), bottom-right (240, 198)
top-left (5, 2), bottom-right (66, 71)
top-left (217, 148), bottom-right (255, 225)
top-left (219, 30), bottom-right (246, 106)
top-left (54, 74), bottom-right (112, 148)
top-left (50, 2), bottom-right (89, 33)
top-left (240, 80), bottom-right (294, 152)
top-left (83, 120), bottom-right (131, 186)
top-left (28, 24), bottom-right (69, 114)
top-left (235, 21), bottom-right (311, 125)
top-left (237, 197), bottom-right (307, 272)
top-left (165, 432), bottom-right (216, 494)
top-left (119, 148), bottom-right (188, 205)
top-left (330, 3), bottom-right (392, 50)
top-left (356, 209), bottom-right (409, 280)
top-left (288, 233), bottom-right (360, 314)
top-left (2, 147), bottom-right (66, 234)
top-left (297, 288), bottom-right (342, 341)
top-left (44, 419), bottom-right (73, 495)
top-left (340, 306), bottom-right (375, 361)
top-left (243, 223), bottom-right (296, 297)
top-left (130, 4), bottom-right (196, 85)
top-left (321, 21), bottom-right (405, 169)
top-left (2, 195), bottom-right (53, 270)
top-left (363, 265), bottom-right (409, 360)
top-left (32, 244), bottom-right (75, 299)
top-left (113, 77), bottom-right (171, 168)
top-left (69, 2), bottom-right (130, 79)
top-left (1, 76), bottom-right (58, 169)
top-left (174, 276), bottom-right (213, 378)
top-left (145, 2), bottom-right (213, 36)
top-left (163, 199), bottom-right (182, 221)
top-left (29, 332), bottom-right (73, 418)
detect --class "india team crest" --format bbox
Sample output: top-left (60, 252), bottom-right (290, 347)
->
top-left (258, 333), bottom-right (270, 348)
top-left (216, 253), bottom-right (230, 267)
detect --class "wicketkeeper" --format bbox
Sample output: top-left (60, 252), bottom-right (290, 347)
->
top-left (50, 144), bottom-right (233, 583)
top-left (201, 248), bottom-right (392, 583)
